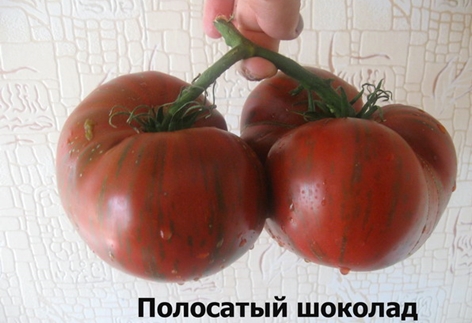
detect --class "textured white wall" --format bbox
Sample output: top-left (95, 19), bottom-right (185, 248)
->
top-left (0, 0), bottom-right (471, 322)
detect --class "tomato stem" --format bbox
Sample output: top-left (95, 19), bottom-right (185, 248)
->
top-left (166, 45), bottom-right (251, 118)
top-left (110, 44), bottom-right (251, 132)
top-left (115, 17), bottom-right (392, 131)
top-left (165, 17), bottom-right (358, 128)
top-left (214, 18), bottom-right (356, 118)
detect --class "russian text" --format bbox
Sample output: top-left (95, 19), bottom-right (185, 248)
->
top-left (138, 296), bottom-right (287, 318)
top-left (298, 301), bottom-right (417, 321)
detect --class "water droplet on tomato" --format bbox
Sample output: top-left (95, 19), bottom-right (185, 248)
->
top-left (452, 181), bottom-right (457, 192)
top-left (321, 198), bottom-right (327, 206)
top-left (289, 203), bottom-right (295, 212)
top-left (216, 238), bottom-right (224, 248)
top-left (171, 269), bottom-right (178, 274)
top-left (249, 244), bottom-right (255, 250)
top-left (304, 258), bottom-right (311, 263)
top-left (108, 251), bottom-right (115, 261)
top-left (160, 228), bottom-right (173, 240)
top-left (239, 238), bottom-right (247, 247)
top-left (196, 252), bottom-right (210, 259)
top-left (340, 267), bottom-right (351, 275)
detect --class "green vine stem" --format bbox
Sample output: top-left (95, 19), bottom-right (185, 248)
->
top-left (165, 45), bottom-right (251, 119)
top-left (111, 17), bottom-right (389, 132)
top-left (213, 17), bottom-right (358, 118)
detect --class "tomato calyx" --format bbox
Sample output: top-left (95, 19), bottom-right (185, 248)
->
top-left (108, 103), bottom-right (216, 133)
top-left (355, 80), bottom-right (393, 119)
top-left (108, 83), bottom-right (217, 132)
top-left (294, 80), bottom-right (393, 122)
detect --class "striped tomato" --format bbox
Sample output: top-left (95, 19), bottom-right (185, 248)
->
top-left (56, 71), bottom-right (267, 282)
top-left (265, 104), bottom-right (457, 272)
top-left (240, 67), bottom-right (364, 163)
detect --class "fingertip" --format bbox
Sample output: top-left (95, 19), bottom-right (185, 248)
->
top-left (239, 58), bottom-right (278, 81)
top-left (250, 0), bottom-right (303, 40)
top-left (263, 13), bottom-right (304, 40)
top-left (294, 15), bottom-right (304, 38)
top-left (203, 0), bottom-right (235, 38)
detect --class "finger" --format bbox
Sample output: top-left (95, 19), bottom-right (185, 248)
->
top-left (239, 58), bottom-right (278, 81)
top-left (203, 0), bottom-right (235, 38)
top-left (237, 0), bottom-right (302, 40)
top-left (235, 29), bottom-right (279, 80)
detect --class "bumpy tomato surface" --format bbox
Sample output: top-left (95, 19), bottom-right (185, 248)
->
top-left (56, 71), bottom-right (267, 282)
top-left (240, 67), bottom-right (364, 162)
top-left (265, 105), bottom-right (456, 272)
top-left (371, 104), bottom-right (457, 254)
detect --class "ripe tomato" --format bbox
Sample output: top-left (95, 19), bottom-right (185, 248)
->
top-left (240, 67), bottom-right (364, 163)
top-left (56, 71), bottom-right (267, 282)
top-left (265, 104), bottom-right (456, 272)
top-left (371, 104), bottom-right (457, 254)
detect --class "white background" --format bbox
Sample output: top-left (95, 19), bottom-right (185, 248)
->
top-left (0, 0), bottom-right (471, 322)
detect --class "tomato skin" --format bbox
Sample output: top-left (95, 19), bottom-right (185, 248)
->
top-left (372, 104), bottom-right (457, 253)
top-left (240, 67), bottom-right (364, 163)
top-left (56, 71), bottom-right (267, 282)
top-left (266, 110), bottom-right (456, 271)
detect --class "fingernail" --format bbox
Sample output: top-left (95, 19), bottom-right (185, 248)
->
top-left (239, 66), bottom-right (260, 81)
top-left (295, 16), bottom-right (304, 36)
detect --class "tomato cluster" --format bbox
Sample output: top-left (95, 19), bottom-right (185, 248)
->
top-left (56, 67), bottom-right (457, 282)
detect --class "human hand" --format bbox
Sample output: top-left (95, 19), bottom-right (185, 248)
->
top-left (203, 0), bottom-right (303, 80)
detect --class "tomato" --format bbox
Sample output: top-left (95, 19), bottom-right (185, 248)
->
top-left (56, 71), bottom-right (267, 282)
top-left (264, 104), bottom-right (456, 272)
top-left (371, 104), bottom-right (457, 254)
top-left (240, 67), bottom-right (364, 163)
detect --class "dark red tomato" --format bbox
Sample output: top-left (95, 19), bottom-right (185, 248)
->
top-left (240, 67), bottom-right (364, 163)
top-left (371, 104), bottom-right (457, 254)
top-left (56, 71), bottom-right (267, 282)
top-left (265, 105), bottom-right (456, 272)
